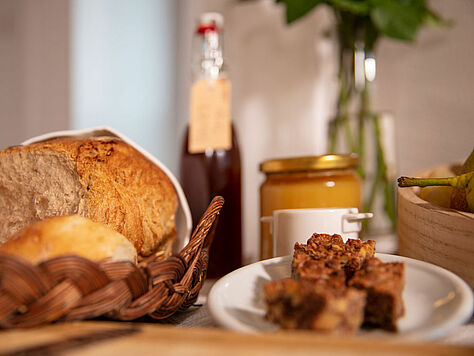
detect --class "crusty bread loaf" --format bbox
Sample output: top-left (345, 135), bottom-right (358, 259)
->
top-left (0, 215), bottom-right (137, 263)
top-left (0, 137), bottom-right (177, 257)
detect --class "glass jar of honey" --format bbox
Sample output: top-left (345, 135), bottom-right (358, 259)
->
top-left (259, 154), bottom-right (361, 260)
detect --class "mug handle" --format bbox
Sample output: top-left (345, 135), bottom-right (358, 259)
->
top-left (342, 213), bottom-right (373, 233)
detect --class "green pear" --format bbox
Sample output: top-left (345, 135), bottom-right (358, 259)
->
top-left (451, 149), bottom-right (474, 211)
top-left (460, 148), bottom-right (474, 173)
top-left (398, 171), bottom-right (474, 213)
top-left (418, 166), bottom-right (454, 208)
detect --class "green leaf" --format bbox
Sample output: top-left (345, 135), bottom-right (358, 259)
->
top-left (280, 0), bottom-right (325, 24)
top-left (370, 0), bottom-right (425, 41)
top-left (328, 0), bottom-right (370, 15)
top-left (423, 7), bottom-right (452, 27)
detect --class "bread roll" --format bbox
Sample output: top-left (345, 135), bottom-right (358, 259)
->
top-left (0, 215), bottom-right (137, 263)
top-left (0, 137), bottom-right (177, 257)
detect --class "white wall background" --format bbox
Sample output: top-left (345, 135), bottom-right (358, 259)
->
top-left (0, 0), bottom-right (70, 148)
top-left (177, 0), bottom-right (340, 263)
top-left (375, 0), bottom-right (474, 175)
top-left (1, 0), bottom-right (473, 264)
top-left (71, 0), bottom-right (178, 172)
top-left (176, 0), bottom-right (474, 263)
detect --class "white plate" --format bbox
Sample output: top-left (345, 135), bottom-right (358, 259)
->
top-left (208, 254), bottom-right (473, 341)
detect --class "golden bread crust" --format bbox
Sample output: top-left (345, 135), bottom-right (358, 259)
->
top-left (0, 138), bottom-right (177, 257)
top-left (0, 215), bottom-right (137, 263)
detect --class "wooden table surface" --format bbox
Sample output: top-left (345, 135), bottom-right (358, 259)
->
top-left (0, 320), bottom-right (473, 356)
top-left (0, 275), bottom-right (472, 355)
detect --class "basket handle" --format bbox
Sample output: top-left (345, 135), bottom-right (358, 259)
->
top-left (179, 196), bottom-right (224, 263)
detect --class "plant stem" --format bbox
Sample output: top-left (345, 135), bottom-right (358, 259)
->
top-left (356, 85), bottom-right (369, 178)
top-left (329, 118), bottom-right (339, 154)
top-left (363, 158), bottom-right (381, 212)
top-left (329, 11), bottom-right (397, 231)
top-left (373, 114), bottom-right (396, 228)
top-left (342, 115), bottom-right (355, 152)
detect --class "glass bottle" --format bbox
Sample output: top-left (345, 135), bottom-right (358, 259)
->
top-left (180, 13), bottom-right (242, 278)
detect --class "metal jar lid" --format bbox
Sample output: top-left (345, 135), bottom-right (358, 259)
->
top-left (259, 154), bottom-right (359, 174)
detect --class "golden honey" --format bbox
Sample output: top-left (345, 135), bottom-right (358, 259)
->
top-left (259, 154), bottom-right (361, 259)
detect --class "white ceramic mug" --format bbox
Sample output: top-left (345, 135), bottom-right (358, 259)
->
top-left (261, 208), bottom-right (373, 257)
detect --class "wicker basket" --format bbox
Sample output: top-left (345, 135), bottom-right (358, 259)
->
top-left (0, 196), bottom-right (224, 329)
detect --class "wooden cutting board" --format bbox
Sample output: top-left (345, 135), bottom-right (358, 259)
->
top-left (0, 321), bottom-right (471, 356)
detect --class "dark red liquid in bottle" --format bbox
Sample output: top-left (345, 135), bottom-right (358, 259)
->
top-left (180, 125), bottom-right (242, 278)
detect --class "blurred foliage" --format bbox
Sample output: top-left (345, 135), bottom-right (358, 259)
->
top-left (240, 0), bottom-right (448, 231)
top-left (274, 0), bottom-right (447, 42)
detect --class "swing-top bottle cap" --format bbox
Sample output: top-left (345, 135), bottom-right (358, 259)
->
top-left (199, 12), bottom-right (224, 31)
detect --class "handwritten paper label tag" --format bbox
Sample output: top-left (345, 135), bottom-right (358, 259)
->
top-left (188, 78), bottom-right (232, 154)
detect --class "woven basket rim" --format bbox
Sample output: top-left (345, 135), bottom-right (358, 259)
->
top-left (0, 196), bottom-right (224, 329)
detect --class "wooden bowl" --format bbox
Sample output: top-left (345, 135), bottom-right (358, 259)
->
top-left (397, 167), bottom-right (474, 289)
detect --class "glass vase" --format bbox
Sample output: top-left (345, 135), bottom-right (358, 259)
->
top-left (328, 11), bottom-right (397, 246)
